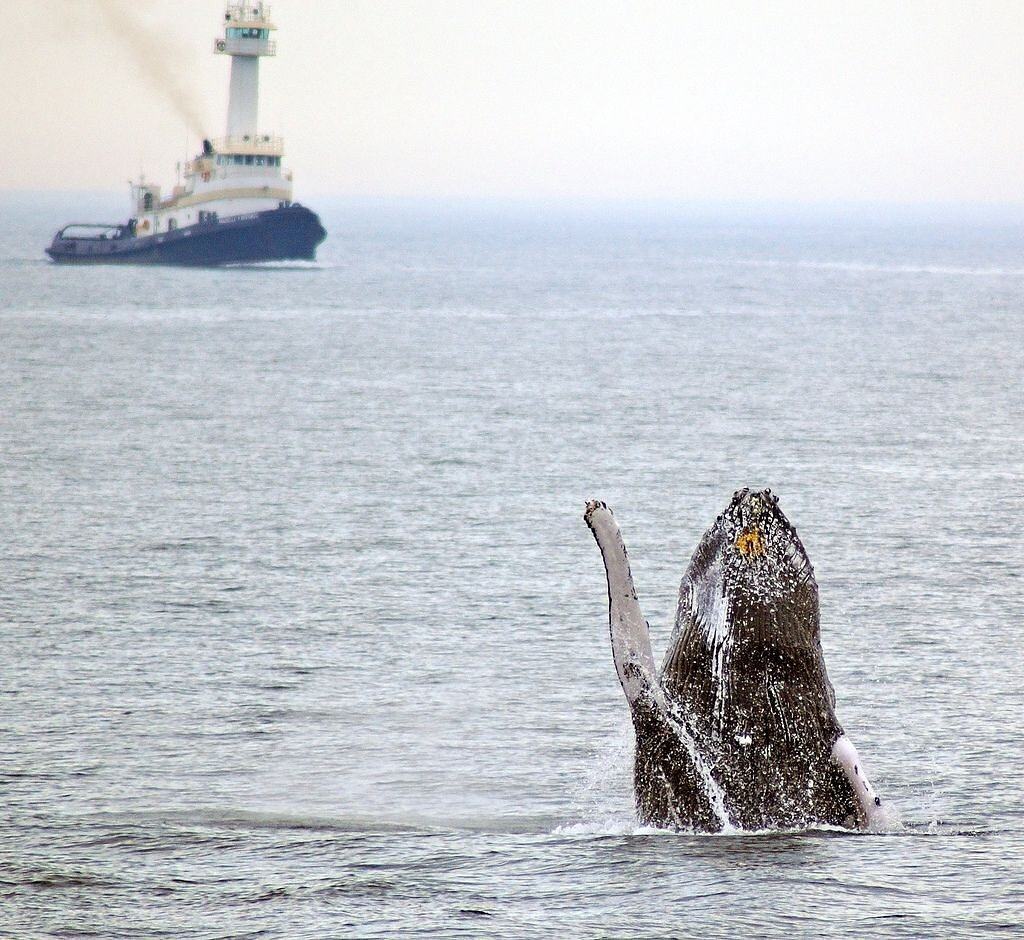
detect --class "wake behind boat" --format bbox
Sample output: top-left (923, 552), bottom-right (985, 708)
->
top-left (46, 2), bottom-right (326, 267)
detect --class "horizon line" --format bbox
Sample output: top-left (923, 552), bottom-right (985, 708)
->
top-left (4, 189), bottom-right (1024, 209)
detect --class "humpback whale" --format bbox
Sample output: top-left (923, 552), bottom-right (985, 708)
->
top-left (585, 488), bottom-right (887, 832)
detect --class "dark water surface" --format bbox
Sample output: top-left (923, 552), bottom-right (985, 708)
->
top-left (2, 194), bottom-right (1023, 937)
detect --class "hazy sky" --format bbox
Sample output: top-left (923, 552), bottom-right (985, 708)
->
top-left (4, 0), bottom-right (1024, 202)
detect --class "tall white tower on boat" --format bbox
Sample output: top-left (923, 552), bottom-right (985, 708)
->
top-left (216, 2), bottom-right (277, 140)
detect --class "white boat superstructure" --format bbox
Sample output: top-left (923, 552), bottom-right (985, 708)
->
top-left (130, 1), bottom-right (293, 237)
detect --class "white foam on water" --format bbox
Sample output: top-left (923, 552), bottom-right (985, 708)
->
top-left (564, 717), bottom-right (638, 833)
top-left (565, 699), bottom-right (734, 834)
top-left (231, 259), bottom-right (326, 270)
top-left (698, 257), bottom-right (1024, 277)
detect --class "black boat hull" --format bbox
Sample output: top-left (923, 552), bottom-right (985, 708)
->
top-left (46, 204), bottom-right (327, 266)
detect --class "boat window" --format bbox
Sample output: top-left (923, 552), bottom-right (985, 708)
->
top-left (245, 155), bottom-right (254, 165)
top-left (226, 27), bottom-right (266, 39)
top-left (234, 155), bottom-right (244, 165)
top-left (255, 156), bottom-right (265, 166)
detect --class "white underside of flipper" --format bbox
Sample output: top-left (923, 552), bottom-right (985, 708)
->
top-left (584, 501), bottom-right (659, 704)
top-left (831, 734), bottom-right (890, 830)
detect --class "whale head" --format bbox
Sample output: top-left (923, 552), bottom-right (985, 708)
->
top-left (681, 488), bottom-right (819, 649)
top-left (717, 487), bottom-right (814, 596)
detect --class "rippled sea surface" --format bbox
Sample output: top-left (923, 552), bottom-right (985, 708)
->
top-left (2, 193), bottom-right (1023, 937)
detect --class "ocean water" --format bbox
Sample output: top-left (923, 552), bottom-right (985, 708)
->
top-left (1, 193), bottom-right (1023, 937)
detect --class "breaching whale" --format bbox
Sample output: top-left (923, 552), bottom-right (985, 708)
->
top-left (584, 488), bottom-right (886, 832)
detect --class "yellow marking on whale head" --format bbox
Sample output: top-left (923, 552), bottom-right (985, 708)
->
top-left (735, 528), bottom-right (764, 557)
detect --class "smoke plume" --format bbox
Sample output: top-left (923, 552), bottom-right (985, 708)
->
top-left (89, 0), bottom-right (208, 137)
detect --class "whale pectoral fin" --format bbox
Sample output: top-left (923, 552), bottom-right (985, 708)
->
top-left (584, 501), bottom-right (659, 708)
top-left (614, 636), bottom-right (660, 707)
top-left (831, 734), bottom-right (888, 830)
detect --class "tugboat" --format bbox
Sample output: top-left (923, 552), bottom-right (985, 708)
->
top-left (46, 2), bottom-right (326, 266)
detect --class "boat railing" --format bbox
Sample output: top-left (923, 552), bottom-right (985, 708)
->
top-left (212, 134), bottom-right (284, 156)
top-left (56, 224), bottom-right (127, 240)
top-left (225, 2), bottom-right (274, 27)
